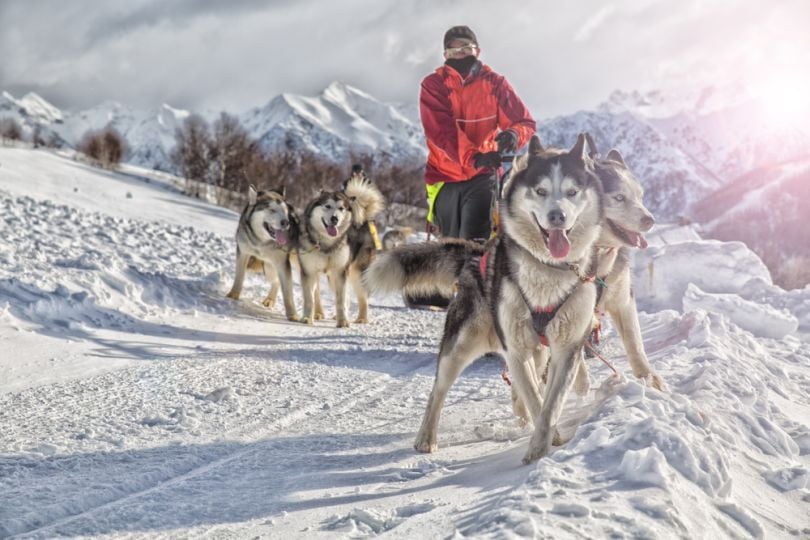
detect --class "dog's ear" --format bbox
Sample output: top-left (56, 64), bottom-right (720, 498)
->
top-left (528, 135), bottom-right (544, 154)
top-left (273, 185), bottom-right (286, 198)
top-left (248, 184), bottom-right (258, 205)
top-left (287, 204), bottom-right (299, 224)
top-left (569, 133), bottom-right (588, 162)
top-left (584, 133), bottom-right (599, 159)
top-left (606, 149), bottom-right (625, 165)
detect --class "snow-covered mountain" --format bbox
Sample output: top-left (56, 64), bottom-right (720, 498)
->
top-left (688, 156), bottom-right (810, 288)
top-left (0, 84), bottom-right (425, 172)
top-left (542, 85), bottom-right (810, 220)
top-left (618, 86), bottom-right (810, 185)
top-left (241, 82), bottom-right (425, 165)
top-left (3, 82), bottom-right (809, 222)
top-left (1, 91), bottom-right (65, 125)
top-left (537, 110), bottom-right (725, 220)
top-left (63, 101), bottom-right (190, 171)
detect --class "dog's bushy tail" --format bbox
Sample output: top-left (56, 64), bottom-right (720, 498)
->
top-left (344, 175), bottom-right (386, 226)
top-left (363, 238), bottom-right (485, 296)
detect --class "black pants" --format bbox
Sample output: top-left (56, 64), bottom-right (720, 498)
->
top-left (406, 173), bottom-right (496, 309)
top-left (433, 172), bottom-right (496, 241)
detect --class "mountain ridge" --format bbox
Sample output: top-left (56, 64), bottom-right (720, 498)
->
top-left (2, 83), bottom-right (809, 223)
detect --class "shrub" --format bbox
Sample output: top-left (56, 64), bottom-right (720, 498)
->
top-left (78, 127), bottom-right (127, 169)
top-left (0, 118), bottom-right (23, 143)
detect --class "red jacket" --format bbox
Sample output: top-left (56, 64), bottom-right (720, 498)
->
top-left (420, 62), bottom-right (536, 185)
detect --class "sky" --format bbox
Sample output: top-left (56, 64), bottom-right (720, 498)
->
top-left (2, 0), bottom-right (810, 118)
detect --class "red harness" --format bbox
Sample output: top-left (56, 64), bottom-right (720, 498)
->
top-left (479, 247), bottom-right (616, 383)
top-left (479, 249), bottom-right (560, 347)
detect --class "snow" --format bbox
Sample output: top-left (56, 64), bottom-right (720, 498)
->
top-left (684, 283), bottom-right (799, 339)
top-left (1, 145), bottom-right (809, 538)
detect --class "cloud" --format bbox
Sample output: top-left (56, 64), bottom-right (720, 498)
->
top-left (1, 0), bottom-right (808, 120)
top-left (573, 5), bottom-right (615, 43)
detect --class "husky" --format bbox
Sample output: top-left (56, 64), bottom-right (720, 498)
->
top-left (509, 137), bottom-right (663, 425)
top-left (298, 171), bottom-right (385, 327)
top-left (226, 186), bottom-right (300, 321)
top-left (342, 165), bottom-right (386, 323)
top-left (382, 227), bottom-right (413, 250)
top-left (586, 139), bottom-right (663, 389)
top-left (365, 134), bottom-right (604, 463)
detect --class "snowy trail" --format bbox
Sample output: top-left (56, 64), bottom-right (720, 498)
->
top-left (1, 148), bottom-right (809, 538)
top-left (2, 307), bottom-right (522, 538)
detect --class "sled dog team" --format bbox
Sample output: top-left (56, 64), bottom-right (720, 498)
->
top-left (226, 165), bottom-right (385, 328)
top-left (228, 134), bottom-right (664, 463)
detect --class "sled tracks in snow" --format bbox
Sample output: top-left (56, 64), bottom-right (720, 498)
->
top-left (5, 352), bottom-right (437, 539)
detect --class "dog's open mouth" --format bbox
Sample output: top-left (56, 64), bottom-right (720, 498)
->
top-left (531, 212), bottom-right (571, 259)
top-left (607, 219), bottom-right (648, 249)
top-left (263, 223), bottom-right (289, 246)
top-left (322, 218), bottom-right (339, 237)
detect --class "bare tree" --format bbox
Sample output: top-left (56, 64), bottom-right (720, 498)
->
top-left (171, 114), bottom-right (211, 198)
top-left (78, 127), bottom-right (127, 169)
top-left (102, 128), bottom-right (126, 166)
top-left (31, 125), bottom-right (46, 148)
top-left (0, 118), bottom-right (23, 144)
top-left (210, 112), bottom-right (256, 201)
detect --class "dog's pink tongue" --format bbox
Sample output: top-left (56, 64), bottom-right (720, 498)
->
top-left (548, 229), bottom-right (570, 258)
top-left (326, 225), bottom-right (338, 237)
top-left (627, 231), bottom-right (648, 249)
top-left (274, 229), bottom-right (288, 246)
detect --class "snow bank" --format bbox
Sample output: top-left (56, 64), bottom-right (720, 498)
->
top-left (461, 306), bottom-right (807, 538)
top-left (683, 283), bottom-right (799, 338)
top-left (631, 228), bottom-right (810, 333)
top-left (633, 238), bottom-right (772, 313)
top-left (1, 148), bottom-right (807, 539)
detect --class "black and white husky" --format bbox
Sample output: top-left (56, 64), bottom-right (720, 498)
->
top-left (298, 174), bottom-right (385, 327)
top-left (227, 186), bottom-right (300, 321)
top-left (509, 138), bottom-right (664, 424)
top-left (365, 134), bottom-right (604, 463)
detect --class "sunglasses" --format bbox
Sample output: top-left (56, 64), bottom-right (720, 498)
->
top-left (444, 44), bottom-right (478, 56)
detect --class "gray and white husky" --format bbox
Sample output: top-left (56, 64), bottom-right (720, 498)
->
top-left (365, 134), bottom-right (604, 463)
top-left (587, 142), bottom-right (663, 389)
top-left (227, 186), bottom-right (299, 321)
top-left (299, 175), bottom-right (385, 327)
top-left (510, 139), bottom-right (664, 424)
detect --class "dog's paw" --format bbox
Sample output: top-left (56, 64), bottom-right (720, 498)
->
top-left (286, 313), bottom-right (300, 322)
top-left (511, 395), bottom-right (531, 427)
top-left (522, 443), bottom-right (550, 465)
top-left (261, 297), bottom-right (276, 308)
top-left (639, 372), bottom-right (665, 391)
top-left (336, 319), bottom-right (350, 328)
top-left (552, 429), bottom-right (570, 447)
top-left (314, 312), bottom-right (325, 321)
top-left (354, 317), bottom-right (368, 324)
top-left (649, 373), bottom-right (665, 391)
top-left (299, 316), bottom-right (314, 325)
top-left (414, 437), bottom-right (437, 454)
top-left (523, 430), bottom-right (553, 464)
top-left (226, 290), bottom-right (240, 300)
top-left (573, 370), bottom-right (591, 397)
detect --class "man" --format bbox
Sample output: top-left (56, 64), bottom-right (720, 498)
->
top-left (422, 25), bottom-right (536, 241)
top-left (409, 25), bottom-right (536, 308)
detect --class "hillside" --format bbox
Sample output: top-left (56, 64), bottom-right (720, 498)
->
top-left (0, 146), bottom-right (808, 538)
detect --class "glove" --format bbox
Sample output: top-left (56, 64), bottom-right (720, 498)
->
top-left (495, 129), bottom-right (518, 153)
top-left (473, 151), bottom-right (502, 169)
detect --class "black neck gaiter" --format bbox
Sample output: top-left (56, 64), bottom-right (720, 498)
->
top-left (445, 56), bottom-right (478, 77)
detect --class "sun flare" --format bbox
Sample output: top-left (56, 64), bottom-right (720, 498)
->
top-left (753, 72), bottom-right (810, 126)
